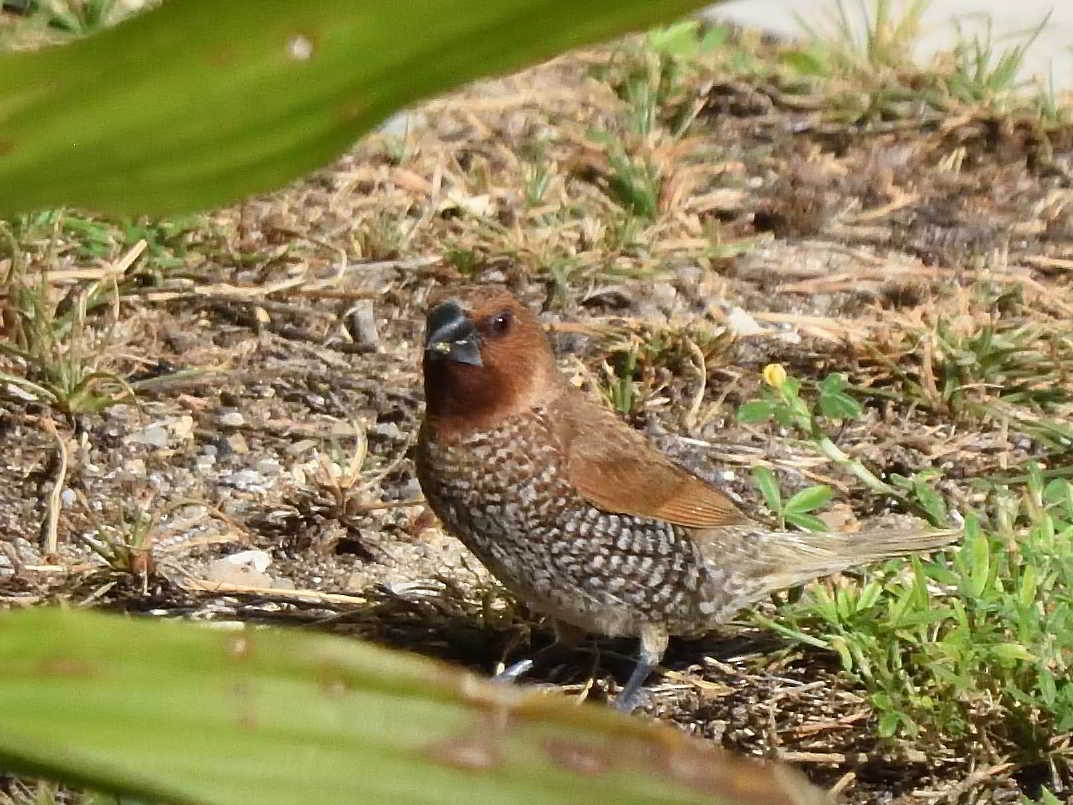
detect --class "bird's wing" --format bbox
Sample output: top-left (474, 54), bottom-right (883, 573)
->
top-left (553, 388), bottom-right (748, 528)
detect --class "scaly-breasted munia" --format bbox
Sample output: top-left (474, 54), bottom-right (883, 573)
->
top-left (416, 286), bottom-right (957, 711)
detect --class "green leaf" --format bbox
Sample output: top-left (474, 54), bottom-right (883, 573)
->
top-left (855, 581), bottom-right (883, 612)
top-left (785, 512), bottom-right (828, 533)
top-left (779, 47), bottom-right (827, 76)
top-left (889, 608), bottom-right (956, 628)
top-left (783, 485), bottom-right (833, 515)
top-left (1020, 563), bottom-right (1039, 608)
top-left (959, 525), bottom-right (991, 599)
top-left (820, 391), bottom-right (861, 422)
top-left (737, 400), bottom-right (775, 424)
top-left (887, 473), bottom-right (912, 490)
top-left (912, 478), bottom-right (948, 524)
top-left (828, 636), bottom-right (855, 672)
top-left (818, 374), bottom-right (848, 394)
top-left (1038, 668), bottom-right (1058, 707)
top-left (989, 643), bottom-right (1035, 664)
top-left (1044, 478), bottom-right (1073, 512)
top-left (772, 405), bottom-right (798, 429)
top-left (0, 608), bottom-right (820, 805)
top-left (646, 20), bottom-right (702, 58)
top-left (876, 711), bottom-right (902, 738)
top-left (697, 25), bottom-right (729, 54)
top-left (750, 465), bottom-right (782, 512)
top-left (0, 0), bottom-right (713, 215)
top-left (816, 374), bottom-right (862, 420)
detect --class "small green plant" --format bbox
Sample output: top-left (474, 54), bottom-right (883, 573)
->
top-left (889, 468), bottom-right (949, 524)
top-left (867, 306), bottom-right (1073, 451)
top-left (750, 466), bottom-right (833, 531)
top-left (601, 20), bottom-right (728, 138)
top-left (0, 0), bottom-right (131, 48)
top-left (781, 2), bottom-right (1062, 125)
top-left (738, 365), bottom-right (952, 524)
top-left (523, 162), bottom-right (552, 207)
top-left (945, 13), bottom-right (1048, 108)
top-left (122, 213), bottom-right (204, 272)
top-left (598, 324), bottom-right (733, 419)
top-left (78, 500), bottom-right (158, 577)
top-left (10, 208), bottom-right (203, 272)
top-left (774, 468), bottom-right (1073, 786)
top-left (590, 132), bottom-right (662, 219)
top-left (602, 213), bottom-right (646, 253)
top-left (605, 344), bottom-right (640, 415)
top-left (445, 246), bottom-right (482, 276)
top-left (933, 319), bottom-right (1069, 412)
top-left (794, 0), bottom-right (929, 80)
top-left (0, 264), bottom-right (134, 415)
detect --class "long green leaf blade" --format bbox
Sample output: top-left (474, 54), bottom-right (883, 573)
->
top-left (0, 0), bottom-right (712, 215)
top-left (0, 608), bottom-right (825, 804)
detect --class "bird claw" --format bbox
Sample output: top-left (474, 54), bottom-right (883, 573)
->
top-left (613, 686), bottom-right (646, 713)
top-left (493, 658), bottom-right (534, 683)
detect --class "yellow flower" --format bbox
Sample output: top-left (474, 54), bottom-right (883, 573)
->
top-left (763, 363), bottom-right (787, 389)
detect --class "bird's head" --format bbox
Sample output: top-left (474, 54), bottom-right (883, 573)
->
top-left (421, 286), bottom-right (559, 430)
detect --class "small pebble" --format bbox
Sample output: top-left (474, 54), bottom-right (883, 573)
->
top-left (128, 423), bottom-right (171, 449)
top-left (218, 411), bottom-right (246, 428)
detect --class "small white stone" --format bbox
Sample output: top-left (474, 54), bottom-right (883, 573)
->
top-left (220, 469), bottom-right (267, 492)
top-left (128, 422), bottom-right (171, 448)
top-left (726, 307), bottom-right (765, 337)
top-left (218, 411), bottom-right (245, 428)
top-left (224, 549), bottom-right (273, 573)
top-left (256, 458), bottom-right (281, 475)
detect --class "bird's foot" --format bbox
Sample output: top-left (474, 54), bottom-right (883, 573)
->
top-left (493, 658), bottom-right (534, 683)
top-left (493, 638), bottom-right (588, 685)
top-left (613, 659), bottom-right (654, 713)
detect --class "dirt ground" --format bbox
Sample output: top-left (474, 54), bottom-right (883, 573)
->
top-left (2, 28), bottom-right (1073, 804)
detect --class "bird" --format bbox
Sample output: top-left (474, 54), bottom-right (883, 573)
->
top-left (415, 285), bottom-right (958, 711)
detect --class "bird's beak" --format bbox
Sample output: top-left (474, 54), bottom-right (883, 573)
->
top-left (424, 300), bottom-right (483, 367)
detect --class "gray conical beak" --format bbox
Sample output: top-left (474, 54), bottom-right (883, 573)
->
top-left (424, 300), bottom-right (482, 367)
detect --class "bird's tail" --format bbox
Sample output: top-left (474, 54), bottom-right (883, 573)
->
top-left (745, 523), bottom-right (960, 596)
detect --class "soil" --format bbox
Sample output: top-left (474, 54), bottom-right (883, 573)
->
top-left (2, 31), bottom-right (1072, 804)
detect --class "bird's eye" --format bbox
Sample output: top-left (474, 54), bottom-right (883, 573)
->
top-left (489, 309), bottom-right (512, 336)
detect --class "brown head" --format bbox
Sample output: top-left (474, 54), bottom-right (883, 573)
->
top-left (421, 286), bottom-right (562, 435)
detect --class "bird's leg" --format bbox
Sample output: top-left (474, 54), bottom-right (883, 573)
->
top-left (614, 623), bottom-right (668, 713)
top-left (495, 620), bottom-right (585, 683)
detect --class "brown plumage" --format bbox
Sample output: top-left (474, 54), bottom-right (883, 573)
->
top-left (416, 285), bottom-right (958, 710)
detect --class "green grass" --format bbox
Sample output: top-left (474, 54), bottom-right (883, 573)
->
top-left (695, 0), bottom-right (1066, 125)
top-left (598, 322), bottom-right (733, 419)
top-left (946, 12), bottom-right (1049, 109)
top-left (861, 288), bottom-right (1073, 454)
top-left (739, 365), bottom-right (1073, 794)
top-left (600, 134), bottom-right (662, 219)
top-left (9, 208), bottom-right (206, 271)
top-left (0, 247), bottom-right (133, 415)
top-left (776, 469), bottom-right (1073, 769)
top-left (0, 209), bottom-right (209, 415)
top-left (793, 0), bottom-right (930, 78)
top-left (26, 0), bottom-right (126, 35)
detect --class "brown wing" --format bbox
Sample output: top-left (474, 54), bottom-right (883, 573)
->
top-left (551, 387), bottom-right (747, 528)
